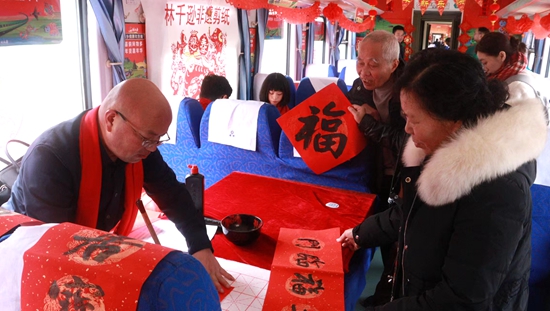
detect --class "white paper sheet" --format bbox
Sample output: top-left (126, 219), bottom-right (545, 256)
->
top-left (128, 219), bottom-right (218, 252)
top-left (217, 257), bottom-right (271, 311)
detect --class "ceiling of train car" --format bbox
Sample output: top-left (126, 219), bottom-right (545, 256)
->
top-left (289, 0), bottom-right (550, 18)
top-left (497, 0), bottom-right (550, 17)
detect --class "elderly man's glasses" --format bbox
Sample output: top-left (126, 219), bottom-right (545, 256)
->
top-left (115, 111), bottom-right (170, 148)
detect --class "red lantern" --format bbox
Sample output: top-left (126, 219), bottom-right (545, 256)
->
top-left (489, 15), bottom-right (499, 23)
top-left (369, 0), bottom-right (378, 6)
top-left (489, 3), bottom-right (500, 12)
top-left (368, 9), bottom-right (377, 20)
top-left (322, 3), bottom-right (343, 23)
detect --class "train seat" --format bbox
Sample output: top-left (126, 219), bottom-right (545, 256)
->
top-left (295, 76), bottom-right (348, 105)
top-left (253, 73), bottom-right (297, 109)
top-left (528, 184), bottom-right (550, 311)
top-left (305, 63), bottom-right (338, 78)
top-left (197, 100), bottom-right (282, 187)
top-left (158, 97), bottom-right (202, 181)
top-left (277, 130), bottom-right (372, 192)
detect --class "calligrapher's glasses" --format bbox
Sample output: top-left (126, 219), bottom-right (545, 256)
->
top-left (115, 110), bottom-right (170, 149)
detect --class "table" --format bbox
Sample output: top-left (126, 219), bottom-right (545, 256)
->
top-left (205, 172), bottom-right (377, 310)
top-left (206, 171), bottom-right (376, 269)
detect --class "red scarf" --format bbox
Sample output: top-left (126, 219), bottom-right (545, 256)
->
top-left (487, 52), bottom-right (527, 82)
top-left (199, 97), bottom-right (212, 110)
top-left (277, 104), bottom-right (289, 115)
top-left (76, 106), bottom-right (144, 235)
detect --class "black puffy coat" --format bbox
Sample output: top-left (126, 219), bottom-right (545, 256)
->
top-left (353, 99), bottom-right (548, 310)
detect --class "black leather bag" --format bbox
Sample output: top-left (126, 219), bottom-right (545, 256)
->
top-left (0, 140), bottom-right (30, 205)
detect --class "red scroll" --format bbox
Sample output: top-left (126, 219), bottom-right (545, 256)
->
top-left (264, 227), bottom-right (345, 310)
top-left (277, 83), bottom-right (367, 174)
top-left (0, 209), bottom-right (42, 236)
top-left (21, 222), bottom-right (172, 310)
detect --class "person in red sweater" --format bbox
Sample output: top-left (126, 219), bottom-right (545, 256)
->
top-left (198, 74), bottom-right (233, 110)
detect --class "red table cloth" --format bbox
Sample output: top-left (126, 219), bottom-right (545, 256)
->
top-left (205, 172), bottom-right (376, 270)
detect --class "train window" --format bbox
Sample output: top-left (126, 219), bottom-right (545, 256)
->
top-left (0, 1), bottom-right (86, 145)
top-left (260, 12), bottom-right (289, 76)
top-left (312, 17), bottom-right (326, 64)
top-left (524, 31), bottom-right (550, 78)
top-left (338, 29), bottom-right (349, 60)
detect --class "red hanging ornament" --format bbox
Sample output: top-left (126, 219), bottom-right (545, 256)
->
top-left (437, 0), bottom-right (448, 16)
top-left (488, 0), bottom-right (500, 30)
top-left (458, 32), bottom-right (471, 45)
top-left (401, 0), bottom-right (412, 10)
top-left (505, 16), bottom-right (521, 34)
top-left (368, 0), bottom-right (378, 6)
top-left (540, 13), bottom-right (550, 31)
top-left (368, 9), bottom-right (378, 20)
top-left (322, 3), bottom-right (343, 24)
top-left (516, 14), bottom-right (534, 33)
top-left (226, 0), bottom-right (267, 10)
top-left (419, 0), bottom-right (431, 15)
top-left (532, 14), bottom-right (550, 39)
top-left (455, 0), bottom-right (465, 12)
top-left (339, 17), bottom-right (373, 33)
top-left (271, 2), bottom-right (321, 25)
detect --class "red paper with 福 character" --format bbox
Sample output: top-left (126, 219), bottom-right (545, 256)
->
top-left (264, 227), bottom-right (345, 310)
top-left (20, 222), bottom-right (172, 310)
top-left (277, 83), bottom-right (367, 174)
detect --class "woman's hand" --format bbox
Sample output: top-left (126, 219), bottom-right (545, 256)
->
top-left (336, 228), bottom-right (360, 251)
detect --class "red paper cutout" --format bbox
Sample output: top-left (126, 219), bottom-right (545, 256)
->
top-left (264, 228), bottom-right (344, 310)
top-left (277, 83), bottom-right (367, 175)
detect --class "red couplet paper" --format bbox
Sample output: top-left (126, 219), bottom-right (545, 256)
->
top-left (0, 209), bottom-right (42, 236)
top-left (21, 222), bottom-right (172, 310)
top-left (277, 83), bottom-right (367, 174)
top-left (264, 227), bottom-right (345, 311)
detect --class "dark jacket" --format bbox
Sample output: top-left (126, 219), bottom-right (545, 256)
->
top-left (346, 60), bottom-right (407, 195)
top-left (7, 110), bottom-right (211, 254)
top-left (353, 99), bottom-right (548, 310)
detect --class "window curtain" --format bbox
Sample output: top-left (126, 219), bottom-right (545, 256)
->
top-left (89, 0), bottom-right (126, 85)
top-left (327, 21), bottom-right (344, 67)
top-left (304, 23), bottom-right (315, 77)
top-left (350, 31), bottom-right (357, 60)
top-left (237, 9), bottom-right (251, 100)
top-left (255, 9), bottom-right (268, 74)
top-left (252, 9), bottom-right (268, 97)
top-left (295, 24), bottom-right (304, 81)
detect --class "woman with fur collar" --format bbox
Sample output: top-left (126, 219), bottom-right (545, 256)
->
top-left (337, 49), bottom-right (547, 310)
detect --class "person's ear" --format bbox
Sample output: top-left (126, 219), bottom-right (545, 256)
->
top-left (498, 51), bottom-right (506, 63)
top-left (390, 59), bottom-right (399, 73)
top-left (104, 109), bottom-right (117, 132)
top-left (222, 95), bottom-right (229, 99)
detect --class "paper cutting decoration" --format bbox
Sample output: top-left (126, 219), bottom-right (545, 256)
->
top-left (0, 0), bottom-right (62, 46)
top-left (277, 83), bottom-right (367, 174)
top-left (264, 227), bottom-right (345, 310)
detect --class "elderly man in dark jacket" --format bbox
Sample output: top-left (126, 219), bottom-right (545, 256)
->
top-left (346, 30), bottom-right (407, 305)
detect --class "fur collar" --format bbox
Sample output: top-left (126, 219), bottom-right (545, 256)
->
top-left (402, 98), bottom-right (548, 206)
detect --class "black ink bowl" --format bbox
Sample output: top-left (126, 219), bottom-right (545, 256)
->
top-left (220, 214), bottom-right (263, 246)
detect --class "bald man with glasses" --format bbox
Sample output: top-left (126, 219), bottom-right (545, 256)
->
top-left (6, 78), bottom-right (234, 293)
